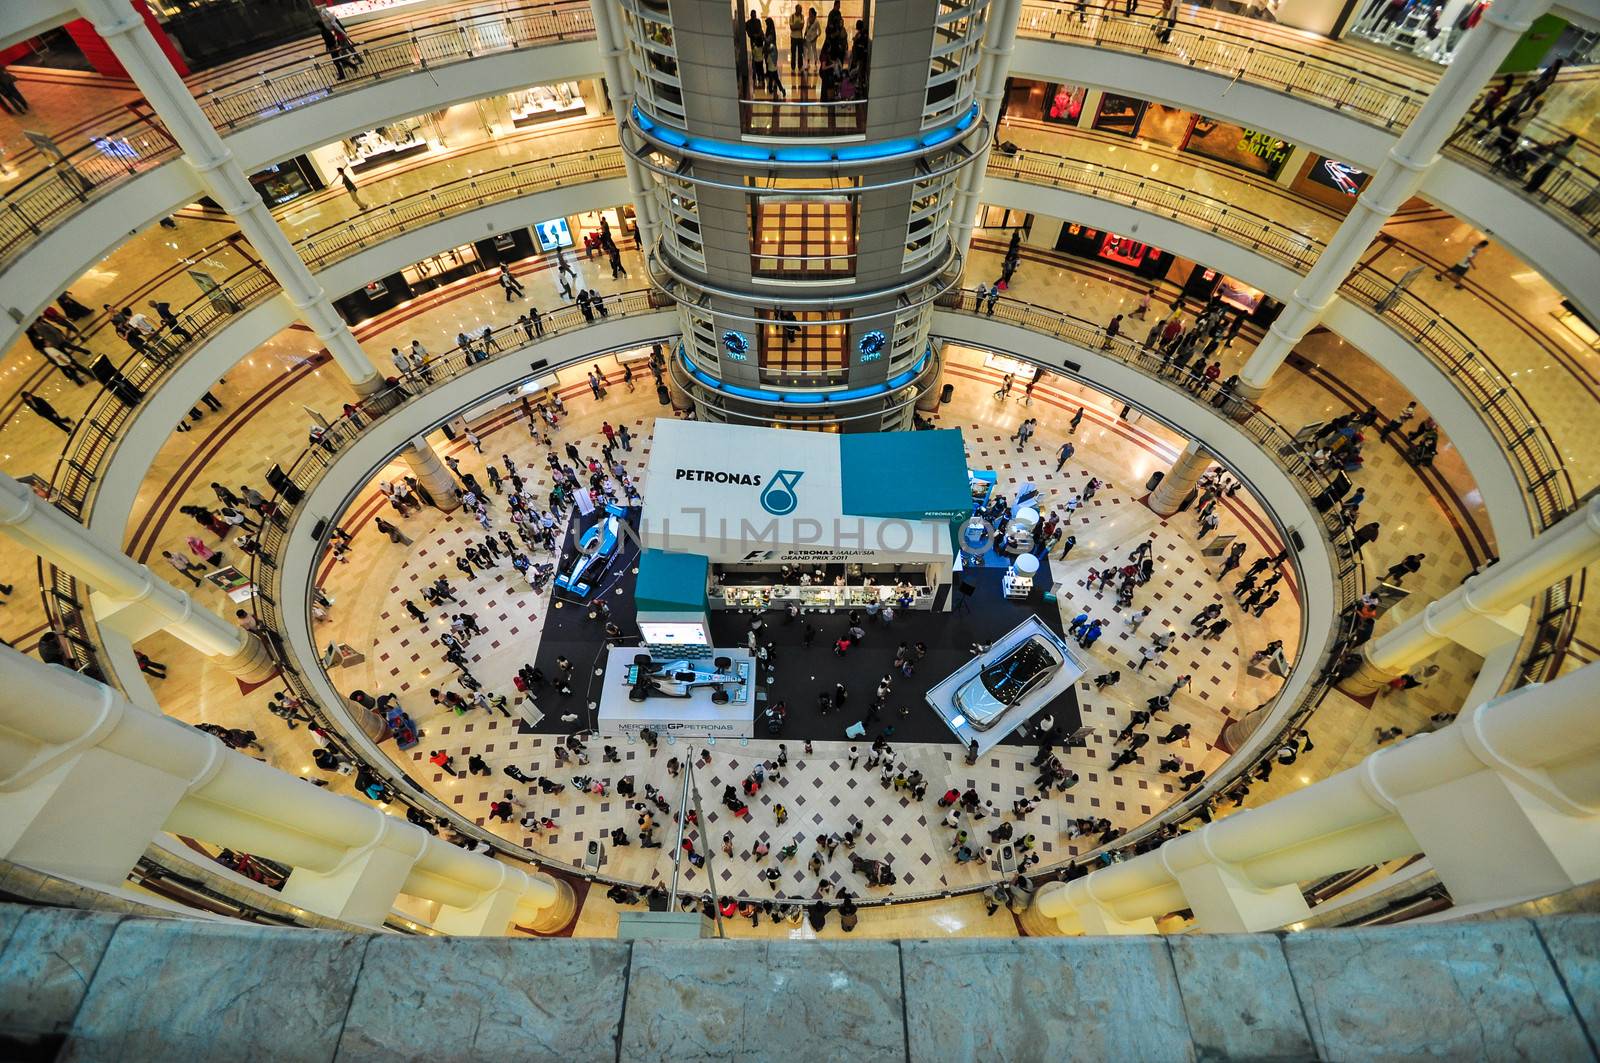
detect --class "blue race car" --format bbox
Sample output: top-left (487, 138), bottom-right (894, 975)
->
top-left (554, 502), bottom-right (629, 598)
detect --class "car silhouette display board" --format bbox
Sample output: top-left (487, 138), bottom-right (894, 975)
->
top-left (924, 618), bottom-right (1085, 755)
top-left (596, 648), bottom-right (757, 738)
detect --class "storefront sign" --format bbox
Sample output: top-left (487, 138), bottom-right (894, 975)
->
top-left (641, 422), bottom-right (967, 563)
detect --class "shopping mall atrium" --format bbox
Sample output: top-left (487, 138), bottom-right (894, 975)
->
top-left (0, 0), bottom-right (1597, 1055)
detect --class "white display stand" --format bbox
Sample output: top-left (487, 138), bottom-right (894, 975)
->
top-left (1002, 553), bottom-right (1038, 599)
top-left (924, 618), bottom-right (1085, 755)
top-left (596, 649), bottom-right (756, 738)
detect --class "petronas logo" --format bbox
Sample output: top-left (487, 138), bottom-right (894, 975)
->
top-left (760, 470), bottom-right (804, 515)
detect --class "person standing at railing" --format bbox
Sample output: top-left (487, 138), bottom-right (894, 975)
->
top-left (1470, 74), bottom-right (1514, 129)
top-left (764, 19), bottom-right (787, 99)
top-left (1101, 313), bottom-right (1122, 349)
top-left (1522, 133), bottom-right (1577, 195)
top-left (0, 66), bottom-right (28, 115)
top-left (148, 299), bottom-right (192, 343)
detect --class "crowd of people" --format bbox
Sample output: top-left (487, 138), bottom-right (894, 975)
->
top-left (744, 0), bottom-right (871, 104)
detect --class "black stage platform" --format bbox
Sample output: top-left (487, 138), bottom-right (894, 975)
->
top-left (525, 508), bottom-right (1079, 748)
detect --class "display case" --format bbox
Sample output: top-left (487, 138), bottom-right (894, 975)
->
top-left (509, 82), bottom-right (587, 127)
top-left (710, 581), bottom-right (932, 611)
top-left (342, 119), bottom-right (430, 174)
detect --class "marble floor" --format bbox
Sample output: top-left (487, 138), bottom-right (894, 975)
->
top-left (298, 348), bottom-right (1298, 903)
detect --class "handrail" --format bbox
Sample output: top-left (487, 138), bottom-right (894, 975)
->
top-left (988, 146), bottom-right (1573, 533)
top-left (1014, 1), bottom-right (1424, 130)
top-left (17, 142), bottom-right (1565, 907)
top-left (0, 1), bottom-right (596, 273)
top-left (985, 147), bottom-right (1326, 272)
top-left (0, 110), bottom-right (180, 269)
top-left (1030, 659), bottom-right (1599, 933)
top-left (235, 284), bottom-right (1362, 908)
top-left (1337, 261), bottom-right (1574, 530)
top-left (294, 147), bottom-right (626, 269)
top-left (194, 3), bottom-right (596, 129)
top-left (1012, 3), bottom-right (1600, 244)
top-left (1442, 125), bottom-right (1600, 238)
top-left (247, 289), bottom-right (673, 883)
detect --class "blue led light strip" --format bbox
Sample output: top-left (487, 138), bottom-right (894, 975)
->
top-left (634, 104), bottom-right (978, 166)
top-left (678, 344), bottom-right (932, 405)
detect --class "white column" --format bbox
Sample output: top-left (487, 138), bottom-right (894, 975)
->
top-left (0, 473), bottom-right (274, 683)
top-left (399, 440), bottom-right (462, 513)
top-left (1024, 660), bottom-right (1600, 935)
top-left (1148, 441), bottom-right (1210, 517)
top-left (1343, 495), bottom-right (1600, 694)
top-left (76, 0), bottom-right (382, 396)
top-left (590, 0), bottom-right (659, 251)
top-left (952, 0), bottom-right (1024, 257)
top-left (0, 645), bottom-right (575, 933)
top-left (1234, 0), bottom-right (1554, 398)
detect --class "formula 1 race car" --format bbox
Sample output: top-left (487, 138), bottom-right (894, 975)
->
top-left (554, 502), bottom-right (629, 599)
top-left (626, 654), bottom-right (745, 703)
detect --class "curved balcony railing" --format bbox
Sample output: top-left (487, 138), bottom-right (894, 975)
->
top-left (1442, 124), bottom-right (1600, 238)
top-left (1012, 3), bottom-right (1600, 244)
top-left (294, 146), bottom-right (625, 269)
top-left (232, 286), bottom-right (1365, 911)
top-left (193, 3), bottom-right (595, 129)
top-left (0, 2), bottom-right (596, 273)
top-left (0, 110), bottom-right (180, 271)
top-left (1014, 1), bottom-right (1425, 130)
top-left (986, 146), bottom-right (1326, 271)
top-left (989, 146), bottom-right (1573, 534)
top-left (34, 147), bottom-right (623, 684)
top-left (1337, 260), bottom-right (1573, 530)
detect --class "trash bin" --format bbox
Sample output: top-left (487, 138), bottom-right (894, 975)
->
top-left (656, 383), bottom-right (671, 406)
top-left (1145, 470), bottom-right (1164, 492)
top-left (940, 383), bottom-right (954, 404)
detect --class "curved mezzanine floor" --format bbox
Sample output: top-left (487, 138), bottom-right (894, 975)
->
top-left (49, 240), bottom-right (1487, 933)
top-left (4, 97), bottom-right (1590, 525)
top-left (9, 118), bottom-right (1587, 681)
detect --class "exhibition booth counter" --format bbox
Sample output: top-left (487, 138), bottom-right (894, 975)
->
top-left (713, 582), bottom-right (933, 612)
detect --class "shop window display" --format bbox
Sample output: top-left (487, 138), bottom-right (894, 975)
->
top-left (1184, 120), bottom-right (1293, 180)
top-left (508, 82), bottom-right (587, 128)
top-left (1091, 94), bottom-right (1146, 137)
top-left (338, 118), bottom-right (431, 174)
top-left (1348, 0), bottom-right (1488, 63)
top-left (1041, 83), bottom-right (1087, 125)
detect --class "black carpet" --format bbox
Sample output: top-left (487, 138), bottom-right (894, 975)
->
top-left (525, 510), bottom-right (1079, 749)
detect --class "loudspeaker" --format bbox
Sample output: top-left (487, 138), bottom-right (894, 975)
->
top-left (310, 517), bottom-right (328, 541)
top-left (1289, 528), bottom-right (1306, 552)
top-left (529, 358), bottom-right (548, 372)
top-left (1061, 359), bottom-right (1081, 374)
